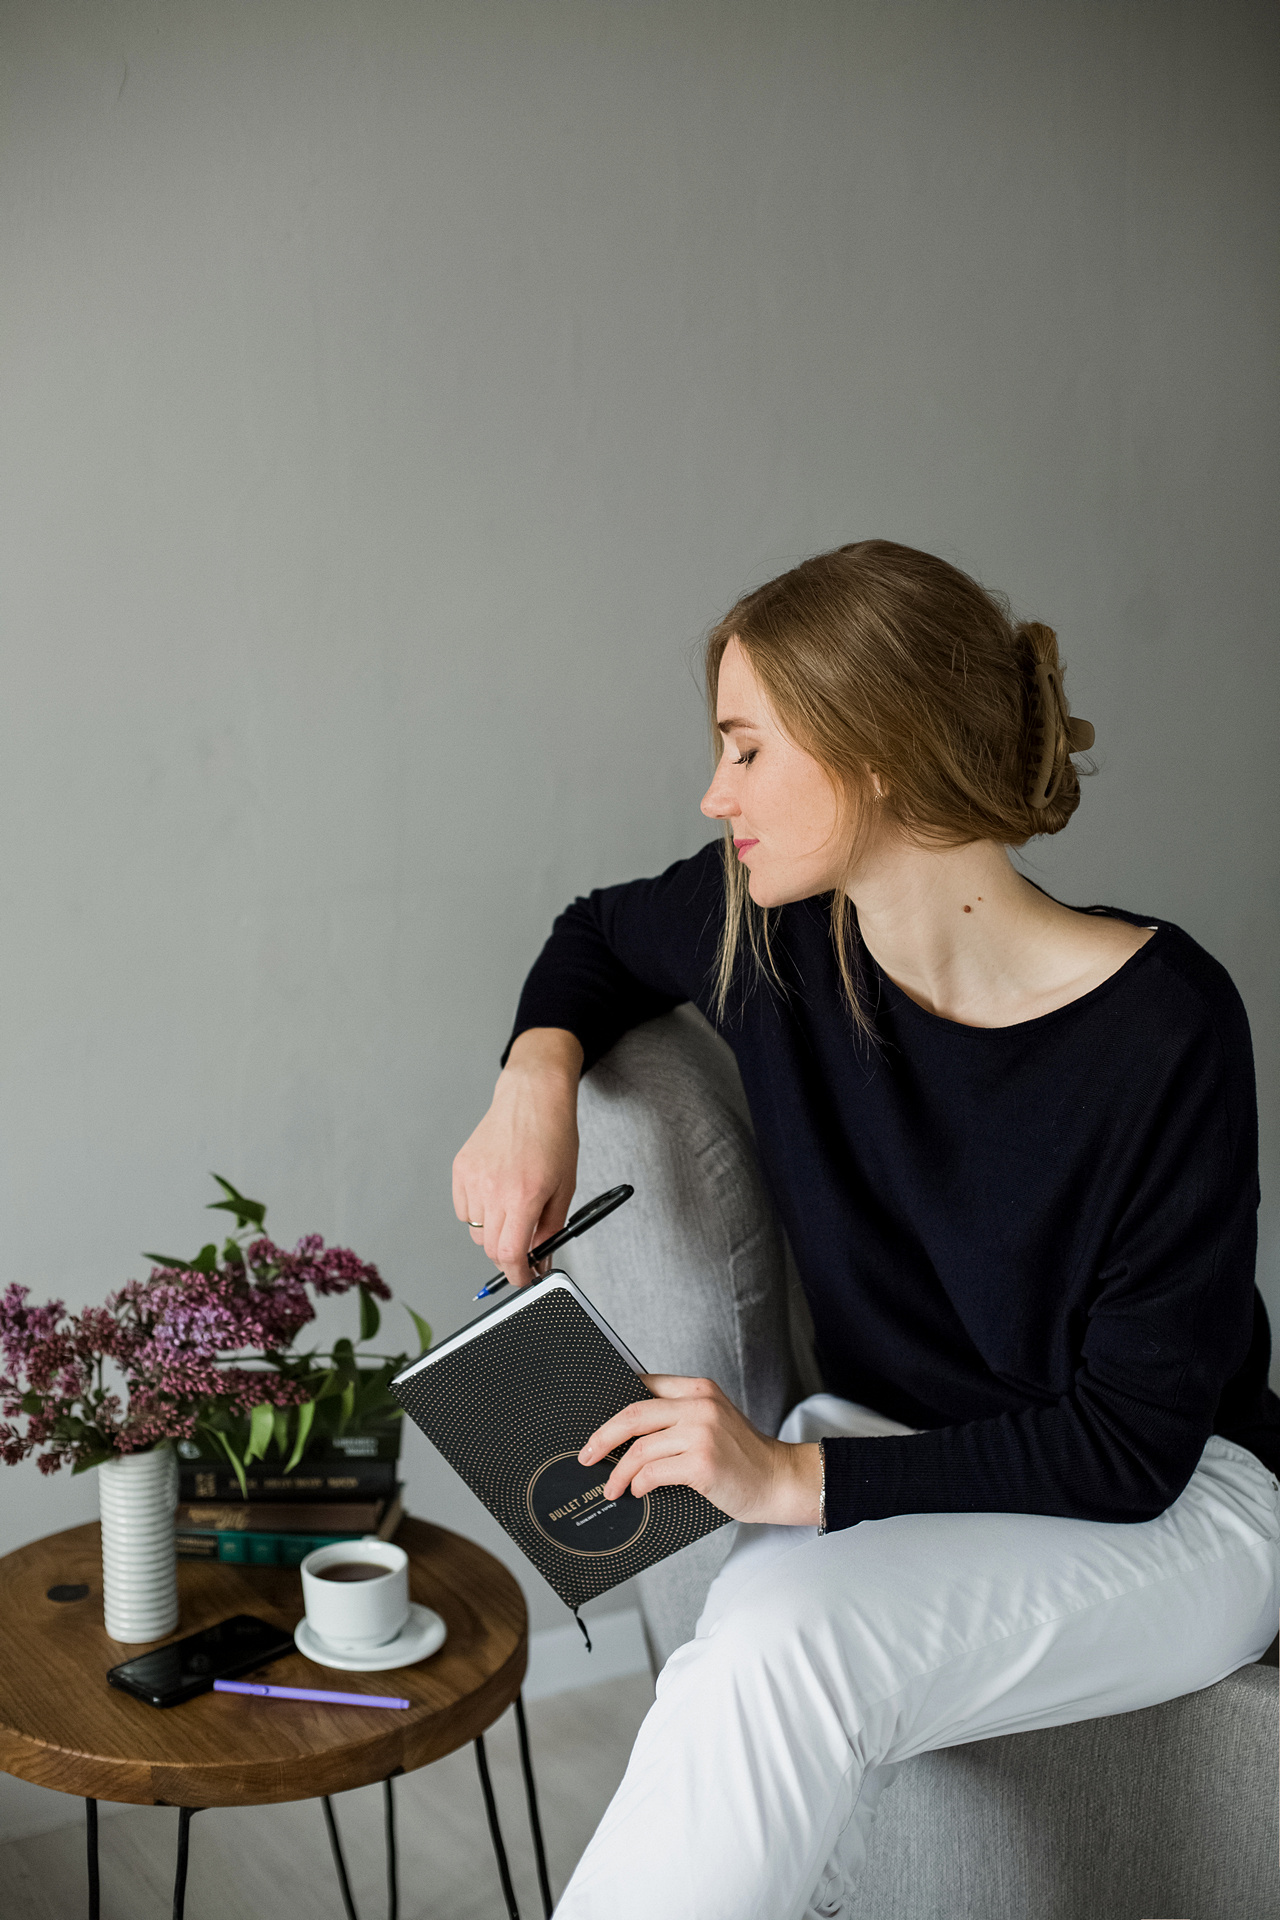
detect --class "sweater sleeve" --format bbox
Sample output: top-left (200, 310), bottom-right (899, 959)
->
top-left (822, 976), bottom-right (1264, 1529)
top-left (502, 841), bottom-right (727, 1072)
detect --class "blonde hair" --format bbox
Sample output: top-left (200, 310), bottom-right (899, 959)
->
top-left (705, 540), bottom-right (1093, 1033)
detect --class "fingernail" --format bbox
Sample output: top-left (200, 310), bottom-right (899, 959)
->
top-left (578, 1448), bottom-right (591, 1463)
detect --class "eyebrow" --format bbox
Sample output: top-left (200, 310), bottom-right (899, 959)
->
top-left (716, 717), bottom-right (761, 734)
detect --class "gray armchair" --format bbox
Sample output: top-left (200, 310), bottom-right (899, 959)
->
top-left (566, 1005), bottom-right (1280, 1920)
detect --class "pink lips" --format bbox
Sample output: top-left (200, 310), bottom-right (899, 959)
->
top-left (733, 839), bottom-right (759, 856)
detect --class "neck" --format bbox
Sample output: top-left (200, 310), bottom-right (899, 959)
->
top-left (845, 837), bottom-right (1069, 1026)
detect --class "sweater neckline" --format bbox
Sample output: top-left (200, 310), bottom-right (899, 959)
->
top-left (862, 916), bottom-right (1170, 1039)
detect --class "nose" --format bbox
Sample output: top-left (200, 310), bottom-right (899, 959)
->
top-left (700, 764), bottom-right (739, 821)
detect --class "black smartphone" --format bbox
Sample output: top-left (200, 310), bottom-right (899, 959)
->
top-left (105, 1613), bottom-right (296, 1709)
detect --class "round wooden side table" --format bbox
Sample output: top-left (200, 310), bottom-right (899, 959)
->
top-left (0, 1516), bottom-right (551, 1920)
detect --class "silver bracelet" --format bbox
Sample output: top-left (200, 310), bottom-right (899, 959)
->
top-left (817, 1438), bottom-right (827, 1535)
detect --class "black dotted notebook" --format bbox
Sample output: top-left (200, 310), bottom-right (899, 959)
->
top-left (390, 1273), bottom-right (731, 1613)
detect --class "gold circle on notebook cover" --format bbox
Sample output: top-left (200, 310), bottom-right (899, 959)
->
top-left (525, 1451), bottom-right (651, 1557)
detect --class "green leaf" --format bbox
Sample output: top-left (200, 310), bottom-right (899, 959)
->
top-left (210, 1426), bottom-right (249, 1497)
top-left (271, 1406), bottom-right (290, 1456)
top-left (141, 1253), bottom-right (194, 1271)
top-left (20, 1391), bottom-right (43, 1415)
top-left (332, 1338), bottom-right (355, 1367)
top-left (337, 1379), bottom-right (355, 1434)
top-left (207, 1174), bottom-right (267, 1231)
top-left (314, 1369), bottom-right (341, 1401)
top-left (284, 1398), bottom-right (315, 1473)
top-left (405, 1306), bottom-right (432, 1356)
top-left (222, 1239), bottom-right (246, 1272)
top-left (358, 1286), bottom-right (380, 1343)
top-left (349, 1366), bottom-right (389, 1423)
top-left (191, 1243), bottom-right (219, 1274)
top-left (72, 1449), bottom-right (119, 1475)
top-left (245, 1401), bottom-right (274, 1464)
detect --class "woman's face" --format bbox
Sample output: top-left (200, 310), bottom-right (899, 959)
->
top-left (700, 637), bottom-right (854, 907)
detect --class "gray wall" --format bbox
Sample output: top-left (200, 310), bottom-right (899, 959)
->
top-left (1, 0), bottom-right (1276, 1811)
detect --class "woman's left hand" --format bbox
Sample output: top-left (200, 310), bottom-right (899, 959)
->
top-left (577, 1375), bottom-right (823, 1527)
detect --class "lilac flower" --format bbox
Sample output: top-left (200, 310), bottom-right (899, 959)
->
top-left (248, 1235), bottom-right (391, 1302)
top-left (1, 1224), bottom-right (396, 1473)
top-left (0, 1285), bottom-right (68, 1374)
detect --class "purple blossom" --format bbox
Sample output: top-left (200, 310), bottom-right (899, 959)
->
top-left (248, 1235), bottom-right (390, 1302)
top-left (1, 1229), bottom-right (393, 1472)
top-left (0, 1285), bottom-right (69, 1373)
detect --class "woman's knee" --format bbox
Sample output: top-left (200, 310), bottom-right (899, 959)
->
top-left (689, 1560), bottom-right (875, 1704)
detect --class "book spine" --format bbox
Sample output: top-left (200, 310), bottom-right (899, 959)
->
top-left (178, 1506), bottom-right (384, 1535)
top-left (175, 1527), bottom-right (367, 1568)
top-left (177, 1460), bottom-right (397, 1503)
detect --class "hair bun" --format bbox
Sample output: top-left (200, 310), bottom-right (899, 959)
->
top-left (1019, 622), bottom-right (1093, 811)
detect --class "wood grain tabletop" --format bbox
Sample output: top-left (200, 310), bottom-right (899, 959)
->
top-left (0, 1516), bottom-right (527, 1808)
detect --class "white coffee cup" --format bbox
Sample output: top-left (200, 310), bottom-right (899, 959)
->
top-left (300, 1540), bottom-right (410, 1653)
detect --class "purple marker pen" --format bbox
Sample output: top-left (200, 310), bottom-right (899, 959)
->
top-left (213, 1680), bottom-right (411, 1709)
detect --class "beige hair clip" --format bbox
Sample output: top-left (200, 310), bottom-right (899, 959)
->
top-left (1028, 662), bottom-right (1095, 809)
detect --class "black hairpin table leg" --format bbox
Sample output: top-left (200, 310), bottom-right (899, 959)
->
top-left (475, 1733), bottom-right (521, 1920)
top-left (384, 1772), bottom-right (400, 1920)
top-left (319, 1773), bottom-right (404, 1920)
top-left (84, 1799), bottom-right (99, 1920)
top-left (172, 1807), bottom-right (200, 1920)
top-left (514, 1693), bottom-right (554, 1918)
top-left (322, 1795), bottom-right (361, 1920)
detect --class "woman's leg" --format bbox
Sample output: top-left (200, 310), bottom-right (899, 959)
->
top-left (555, 1398), bottom-right (1280, 1920)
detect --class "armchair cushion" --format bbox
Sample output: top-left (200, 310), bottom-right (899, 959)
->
top-left (851, 1661), bottom-right (1279, 1920)
top-left (569, 1003), bottom-right (802, 1656)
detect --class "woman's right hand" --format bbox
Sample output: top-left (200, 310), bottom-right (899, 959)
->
top-left (451, 1027), bottom-right (585, 1290)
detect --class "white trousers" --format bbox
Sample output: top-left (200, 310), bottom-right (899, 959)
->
top-left (556, 1393), bottom-right (1280, 1920)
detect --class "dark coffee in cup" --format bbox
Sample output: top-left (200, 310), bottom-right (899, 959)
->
top-left (314, 1561), bottom-right (389, 1583)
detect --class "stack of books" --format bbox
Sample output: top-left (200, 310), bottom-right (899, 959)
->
top-left (175, 1426), bottom-right (403, 1567)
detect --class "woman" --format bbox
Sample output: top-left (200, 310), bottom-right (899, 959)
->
top-left (454, 541), bottom-right (1280, 1919)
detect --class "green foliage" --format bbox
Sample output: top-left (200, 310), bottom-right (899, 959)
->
top-left (206, 1174), bottom-right (267, 1232)
top-left (209, 1426), bottom-right (249, 1498)
top-left (284, 1398), bottom-right (315, 1473)
top-left (245, 1402), bottom-right (275, 1464)
top-left (405, 1306), bottom-right (433, 1355)
top-left (71, 1450), bottom-right (119, 1475)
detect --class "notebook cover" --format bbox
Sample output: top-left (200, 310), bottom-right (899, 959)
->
top-left (390, 1275), bottom-right (731, 1611)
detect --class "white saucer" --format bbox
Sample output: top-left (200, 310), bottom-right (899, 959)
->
top-left (295, 1601), bottom-right (447, 1672)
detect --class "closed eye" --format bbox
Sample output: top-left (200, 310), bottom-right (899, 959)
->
top-left (730, 749), bottom-right (757, 767)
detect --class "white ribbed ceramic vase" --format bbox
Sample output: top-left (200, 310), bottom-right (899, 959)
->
top-left (98, 1443), bottom-right (179, 1643)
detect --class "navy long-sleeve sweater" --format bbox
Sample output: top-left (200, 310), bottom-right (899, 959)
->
top-left (505, 840), bottom-right (1280, 1531)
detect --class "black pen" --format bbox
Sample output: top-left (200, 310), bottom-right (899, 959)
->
top-left (473, 1185), bottom-right (635, 1299)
